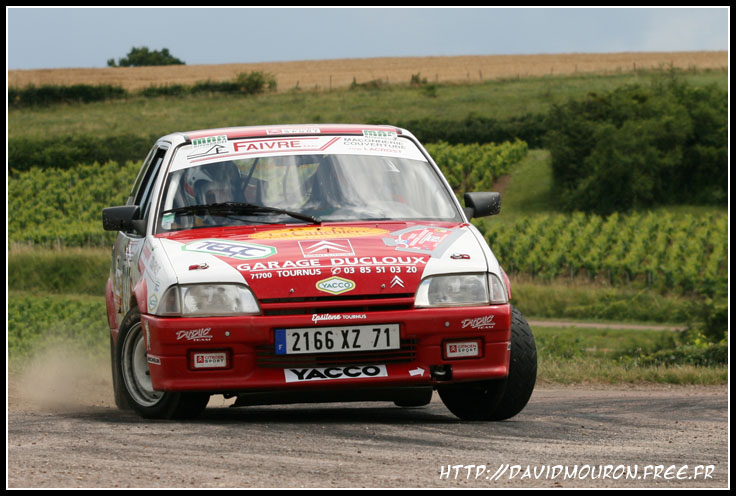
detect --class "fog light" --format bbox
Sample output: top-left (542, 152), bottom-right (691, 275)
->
top-left (444, 339), bottom-right (483, 359)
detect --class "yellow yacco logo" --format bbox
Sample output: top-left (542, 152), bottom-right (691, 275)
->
top-left (316, 276), bottom-right (356, 295)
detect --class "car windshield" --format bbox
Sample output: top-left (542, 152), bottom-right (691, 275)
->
top-left (156, 138), bottom-right (462, 232)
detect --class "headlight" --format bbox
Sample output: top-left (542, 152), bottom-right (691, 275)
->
top-left (155, 284), bottom-right (260, 317)
top-left (414, 273), bottom-right (508, 308)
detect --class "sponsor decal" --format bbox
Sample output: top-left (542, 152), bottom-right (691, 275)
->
top-left (249, 226), bottom-right (388, 240)
top-left (176, 328), bottom-right (213, 342)
top-left (148, 294), bottom-right (158, 311)
top-left (450, 253), bottom-right (471, 260)
top-left (182, 239), bottom-right (277, 260)
top-left (238, 259), bottom-right (322, 271)
top-left (299, 239), bottom-right (355, 258)
top-left (284, 365), bottom-right (388, 383)
top-left (266, 127), bottom-right (321, 135)
top-left (274, 268), bottom-right (321, 278)
top-left (237, 255), bottom-right (426, 279)
top-left (147, 355), bottom-right (162, 365)
top-left (162, 212), bottom-right (176, 228)
top-left (228, 137), bottom-right (340, 157)
top-left (182, 137), bottom-right (341, 165)
top-left (146, 254), bottom-right (162, 277)
top-left (316, 276), bottom-right (356, 295)
top-left (238, 256), bottom-right (424, 272)
top-left (188, 263), bottom-right (209, 271)
top-left (446, 341), bottom-right (482, 359)
top-left (362, 129), bottom-right (398, 139)
top-left (342, 135), bottom-right (409, 156)
top-left (328, 256), bottom-right (425, 267)
top-left (187, 144), bottom-right (229, 161)
top-left (234, 139), bottom-right (306, 153)
top-left (192, 352), bottom-right (228, 369)
top-left (124, 239), bottom-right (140, 259)
top-left (461, 315), bottom-right (496, 330)
top-left (191, 135), bottom-right (228, 149)
top-left (311, 313), bottom-right (367, 324)
top-left (383, 226), bottom-right (462, 257)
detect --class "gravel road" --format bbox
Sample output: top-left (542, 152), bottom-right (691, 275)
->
top-left (6, 350), bottom-right (729, 488)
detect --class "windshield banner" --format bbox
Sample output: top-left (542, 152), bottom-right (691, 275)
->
top-left (175, 135), bottom-right (428, 170)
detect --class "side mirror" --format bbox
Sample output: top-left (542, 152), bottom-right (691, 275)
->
top-left (102, 205), bottom-right (146, 236)
top-left (463, 192), bottom-right (501, 219)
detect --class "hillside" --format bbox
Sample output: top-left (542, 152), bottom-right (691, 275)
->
top-left (8, 50), bottom-right (728, 92)
top-left (8, 52), bottom-right (728, 383)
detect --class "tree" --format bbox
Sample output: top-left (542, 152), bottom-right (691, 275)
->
top-left (545, 77), bottom-right (727, 214)
top-left (107, 47), bottom-right (185, 67)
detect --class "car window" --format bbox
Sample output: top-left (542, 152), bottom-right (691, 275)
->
top-left (137, 148), bottom-right (167, 218)
top-left (157, 142), bottom-right (462, 233)
top-left (127, 145), bottom-right (158, 206)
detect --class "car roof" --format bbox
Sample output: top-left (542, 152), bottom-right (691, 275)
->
top-left (175, 124), bottom-right (407, 142)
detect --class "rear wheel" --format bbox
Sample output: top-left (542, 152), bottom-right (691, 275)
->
top-left (439, 306), bottom-right (537, 421)
top-left (115, 307), bottom-right (209, 419)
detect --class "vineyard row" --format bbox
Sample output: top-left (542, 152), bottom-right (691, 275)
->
top-left (481, 211), bottom-right (727, 297)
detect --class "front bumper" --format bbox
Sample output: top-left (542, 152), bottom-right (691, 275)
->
top-left (140, 304), bottom-right (512, 393)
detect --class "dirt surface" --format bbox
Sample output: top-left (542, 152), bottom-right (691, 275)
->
top-left (6, 348), bottom-right (728, 489)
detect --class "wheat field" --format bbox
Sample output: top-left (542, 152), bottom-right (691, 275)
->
top-left (8, 51), bottom-right (727, 92)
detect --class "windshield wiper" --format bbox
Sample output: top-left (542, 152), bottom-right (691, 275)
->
top-left (162, 202), bottom-right (320, 224)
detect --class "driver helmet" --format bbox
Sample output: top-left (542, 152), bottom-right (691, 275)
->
top-left (183, 161), bottom-right (242, 205)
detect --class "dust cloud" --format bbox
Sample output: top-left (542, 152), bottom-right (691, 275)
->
top-left (7, 344), bottom-right (234, 413)
top-left (8, 345), bottom-right (114, 413)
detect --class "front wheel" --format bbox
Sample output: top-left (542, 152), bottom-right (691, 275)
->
top-left (438, 306), bottom-right (537, 421)
top-left (114, 307), bottom-right (209, 420)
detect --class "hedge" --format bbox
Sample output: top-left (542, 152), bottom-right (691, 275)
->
top-left (544, 78), bottom-right (727, 214)
top-left (9, 114), bottom-right (543, 174)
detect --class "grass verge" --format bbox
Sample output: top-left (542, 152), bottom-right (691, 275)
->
top-left (533, 326), bottom-right (727, 385)
top-left (510, 279), bottom-right (699, 326)
top-left (8, 246), bottom-right (110, 295)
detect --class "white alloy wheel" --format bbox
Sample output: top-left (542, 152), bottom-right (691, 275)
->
top-left (121, 321), bottom-right (164, 407)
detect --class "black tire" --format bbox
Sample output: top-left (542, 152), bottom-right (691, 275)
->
top-left (437, 378), bottom-right (506, 420)
top-left (394, 388), bottom-right (434, 408)
top-left (115, 307), bottom-right (210, 420)
top-left (111, 334), bottom-right (133, 411)
top-left (487, 306), bottom-right (537, 420)
top-left (438, 306), bottom-right (537, 421)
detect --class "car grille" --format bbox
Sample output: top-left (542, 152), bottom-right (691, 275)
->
top-left (259, 293), bottom-right (415, 316)
top-left (255, 339), bottom-right (418, 368)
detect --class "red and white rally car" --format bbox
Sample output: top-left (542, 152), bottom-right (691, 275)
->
top-left (102, 124), bottom-right (536, 420)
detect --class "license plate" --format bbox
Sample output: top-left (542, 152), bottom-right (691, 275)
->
top-left (274, 324), bottom-right (400, 355)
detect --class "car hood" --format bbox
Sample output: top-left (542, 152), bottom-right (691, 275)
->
top-left (155, 222), bottom-right (495, 299)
